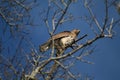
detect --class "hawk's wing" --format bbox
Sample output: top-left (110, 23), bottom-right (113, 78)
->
top-left (40, 31), bottom-right (71, 52)
top-left (50, 31), bottom-right (71, 40)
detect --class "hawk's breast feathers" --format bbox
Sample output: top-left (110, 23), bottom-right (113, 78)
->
top-left (60, 36), bottom-right (74, 48)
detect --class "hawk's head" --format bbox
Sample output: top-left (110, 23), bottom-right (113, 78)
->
top-left (71, 29), bottom-right (80, 35)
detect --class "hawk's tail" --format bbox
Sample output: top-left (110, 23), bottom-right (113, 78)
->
top-left (39, 40), bottom-right (51, 52)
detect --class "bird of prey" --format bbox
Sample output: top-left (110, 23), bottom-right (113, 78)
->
top-left (39, 29), bottom-right (80, 53)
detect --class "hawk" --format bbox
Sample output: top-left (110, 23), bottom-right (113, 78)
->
top-left (39, 29), bottom-right (80, 53)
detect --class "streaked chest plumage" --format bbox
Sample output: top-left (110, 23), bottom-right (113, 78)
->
top-left (60, 36), bottom-right (75, 48)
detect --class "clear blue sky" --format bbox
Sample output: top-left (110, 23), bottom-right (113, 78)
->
top-left (0, 0), bottom-right (120, 80)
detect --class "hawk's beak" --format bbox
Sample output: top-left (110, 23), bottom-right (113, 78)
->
top-left (76, 30), bottom-right (80, 35)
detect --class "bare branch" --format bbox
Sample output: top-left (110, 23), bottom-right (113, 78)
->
top-left (84, 0), bottom-right (103, 32)
top-left (14, 0), bottom-right (29, 10)
top-left (55, 60), bottom-right (76, 80)
top-left (52, 0), bottom-right (72, 33)
top-left (50, 34), bottom-right (104, 61)
top-left (105, 18), bottom-right (114, 38)
top-left (102, 0), bottom-right (108, 32)
top-left (25, 58), bottom-right (52, 79)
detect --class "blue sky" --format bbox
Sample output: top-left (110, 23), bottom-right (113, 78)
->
top-left (0, 0), bottom-right (120, 80)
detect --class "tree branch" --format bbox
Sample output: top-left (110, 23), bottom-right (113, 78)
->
top-left (84, 0), bottom-right (102, 32)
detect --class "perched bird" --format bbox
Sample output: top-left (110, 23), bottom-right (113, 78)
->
top-left (39, 29), bottom-right (80, 53)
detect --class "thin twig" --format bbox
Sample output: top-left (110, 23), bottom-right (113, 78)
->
top-left (75, 34), bottom-right (87, 42)
top-left (14, 0), bottom-right (29, 10)
top-left (55, 60), bottom-right (76, 80)
top-left (52, 0), bottom-right (72, 33)
top-left (84, 0), bottom-right (102, 32)
top-left (102, 0), bottom-right (108, 32)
